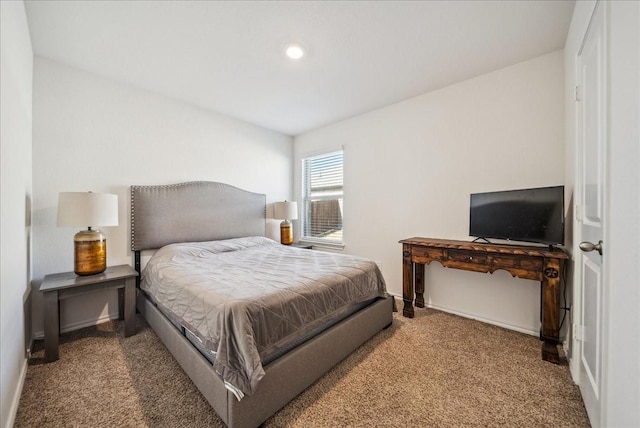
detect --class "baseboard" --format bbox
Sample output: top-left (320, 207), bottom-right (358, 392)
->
top-left (32, 311), bottom-right (120, 340)
top-left (388, 292), bottom-right (538, 336)
top-left (26, 336), bottom-right (34, 360)
top-left (421, 302), bottom-right (539, 337)
top-left (387, 292), bottom-right (402, 300)
top-left (4, 356), bottom-right (28, 428)
top-left (567, 339), bottom-right (580, 383)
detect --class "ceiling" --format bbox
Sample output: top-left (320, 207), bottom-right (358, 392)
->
top-left (24, 1), bottom-right (575, 136)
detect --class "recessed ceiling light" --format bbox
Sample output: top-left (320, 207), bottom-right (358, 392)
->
top-left (285, 44), bottom-right (305, 60)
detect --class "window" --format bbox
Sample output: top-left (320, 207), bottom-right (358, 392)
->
top-left (301, 150), bottom-right (343, 245)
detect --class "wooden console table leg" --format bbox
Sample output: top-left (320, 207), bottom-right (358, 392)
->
top-left (540, 258), bottom-right (562, 363)
top-left (402, 245), bottom-right (415, 318)
top-left (43, 290), bottom-right (60, 362)
top-left (415, 263), bottom-right (425, 308)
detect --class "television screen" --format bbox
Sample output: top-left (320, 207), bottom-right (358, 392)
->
top-left (469, 186), bottom-right (565, 246)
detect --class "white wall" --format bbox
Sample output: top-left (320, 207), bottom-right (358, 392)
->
top-left (0, 2), bottom-right (33, 427)
top-left (565, 1), bottom-right (640, 426)
top-left (31, 58), bottom-right (293, 337)
top-left (294, 51), bottom-right (565, 335)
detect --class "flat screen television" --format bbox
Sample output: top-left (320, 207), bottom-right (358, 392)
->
top-left (469, 185), bottom-right (565, 246)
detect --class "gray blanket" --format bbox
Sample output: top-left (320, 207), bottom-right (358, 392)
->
top-left (141, 237), bottom-right (387, 396)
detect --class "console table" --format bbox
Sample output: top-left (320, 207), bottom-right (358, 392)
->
top-left (400, 237), bottom-right (568, 363)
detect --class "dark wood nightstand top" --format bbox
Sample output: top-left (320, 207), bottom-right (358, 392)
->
top-left (40, 264), bottom-right (138, 293)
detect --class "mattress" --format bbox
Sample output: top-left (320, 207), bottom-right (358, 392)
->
top-left (141, 236), bottom-right (388, 397)
top-left (180, 299), bottom-right (371, 367)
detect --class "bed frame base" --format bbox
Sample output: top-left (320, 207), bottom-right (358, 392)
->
top-left (137, 291), bottom-right (393, 428)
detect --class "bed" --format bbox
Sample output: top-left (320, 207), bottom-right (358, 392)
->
top-left (130, 181), bottom-right (394, 428)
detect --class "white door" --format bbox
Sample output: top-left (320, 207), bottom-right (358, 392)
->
top-left (576, 2), bottom-right (607, 426)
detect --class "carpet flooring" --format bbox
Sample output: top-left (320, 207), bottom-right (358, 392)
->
top-left (15, 301), bottom-right (590, 427)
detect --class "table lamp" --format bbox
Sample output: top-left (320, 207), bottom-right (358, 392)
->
top-left (274, 201), bottom-right (298, 245)
top-left (57, 191), bottom-right (119, 275)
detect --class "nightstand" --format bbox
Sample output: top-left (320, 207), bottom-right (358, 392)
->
top-left (289, 242), bottom-right (313, 249)
top-left (39, 264), bottom-right (139, 362)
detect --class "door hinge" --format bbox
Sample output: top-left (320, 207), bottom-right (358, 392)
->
top-left (575, 85), bottom-right (582, 102)
top-left (573, 324), bottom-right (584, 341)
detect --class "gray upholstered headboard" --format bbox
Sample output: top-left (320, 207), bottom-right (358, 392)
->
top-left (130, 181), bottom-right (266, 251)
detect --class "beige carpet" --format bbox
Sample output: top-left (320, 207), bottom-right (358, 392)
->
top-left (16, 302), bottom-right (590, 427)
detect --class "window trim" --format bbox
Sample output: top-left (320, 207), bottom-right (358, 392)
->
top-left (300, 150), bottom-right (344, 247)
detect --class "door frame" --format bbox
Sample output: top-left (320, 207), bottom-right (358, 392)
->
top-left (567, 1), bottom-right (640, 426)
top-left (570, 1), bottom-right (607, 426)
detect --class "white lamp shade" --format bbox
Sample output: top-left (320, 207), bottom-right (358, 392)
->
top-left (57, 192), bottom-right (119, 227)
top-left (274, 201), bottom-right (298, 220)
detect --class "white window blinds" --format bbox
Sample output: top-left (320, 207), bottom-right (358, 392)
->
top-left (302, 151), bottom-right (343, 245)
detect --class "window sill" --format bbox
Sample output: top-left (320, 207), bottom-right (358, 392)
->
top-left (299, 240), bottom-right (345, 251)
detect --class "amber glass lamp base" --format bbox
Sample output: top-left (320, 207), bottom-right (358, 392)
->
top-left (74, 228), bottom-right (107, 276)
top-left (280, 220), bottom-right (293, 245)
